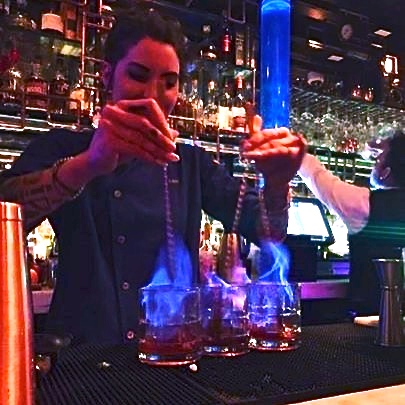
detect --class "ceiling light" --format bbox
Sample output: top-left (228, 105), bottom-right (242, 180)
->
top-left (371, 43), bottom-right (383, 49)
top-left (328, 55), bottom-right (344, 62)
top-left (307, 8), bottom-right (326, 21)
top-left (308, 39), bottom-right (323, 49)
top-left (374, 29), bottom-right (392, 37)
top-left (381, 54), bottom-right (398, 75)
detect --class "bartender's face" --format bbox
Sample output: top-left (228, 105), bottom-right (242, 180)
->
top-left (370, 139), bottom-right (391, 189)
top-left (105, 37), bottom-right (180, 117)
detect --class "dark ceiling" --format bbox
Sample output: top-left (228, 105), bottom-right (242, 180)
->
top-left (146, 0), bottom-right (405, 93)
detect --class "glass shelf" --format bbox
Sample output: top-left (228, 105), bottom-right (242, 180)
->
top-left (2, 23), bottom-right (82, 58)
top-left (291, 86), bottom-right (405, 125)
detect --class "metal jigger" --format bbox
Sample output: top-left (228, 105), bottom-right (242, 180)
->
top-left (373, 258), bottom-right (405, 347)
top-left (0, 202), bottom-right (34, 404)
top-left (217, 233), bottom-right (249, 284)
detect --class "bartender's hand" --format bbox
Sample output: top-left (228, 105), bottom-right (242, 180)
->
top-left (84, 98), bottom-right (179, 176)
top-left (241, 113), bottom-right (306, 188)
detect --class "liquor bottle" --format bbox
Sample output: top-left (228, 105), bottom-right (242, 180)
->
top-left (61, 2), bottom-right (79, 40)
top-left (217, 77), bottom-right (232, 132)
top-left (10, 0), bottom-right (35, 30)
top-left (0, 40), bottom-right (22, 114)
top-left (231, 75), bottom-right (247, 133)
top-left (170, 82), bottom-right (194, 135)
top-left (24, 59), bottom-right (48, 112)
top-left (0, 0), bottom-right (10, 15)
top-left (0, 65), bottom-right (22, 114)
top-left (203, 80), bottom-right (218, 135)
top-left (188, 78), bottom-right (203, 123)
top-left (69, 79), bottom-right (91, 125)
top-left (199, 218), bottom-right (217, 283)
top-left (234, 29), bottom-right (245, 67)
top-left (49, 58), bottom-right (70, 118)
top-left (244, 25), bottom-right (251, 69)
top-left (199, 24), bottom-right (217, 60)
top-left (220, 17), bottom-right (233, 64)
top-left (172, 82), bottom-right (189, 117)
top-left (41, 2), bottom-right (63, 36)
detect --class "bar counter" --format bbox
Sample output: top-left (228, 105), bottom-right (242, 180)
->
top-left (37, 322), bottom-right (405, 405)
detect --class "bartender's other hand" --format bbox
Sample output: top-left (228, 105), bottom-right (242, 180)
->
top-left (241, 115), bottom-right (307, 187)
top-left (87, 99), bottom-right (179, 175)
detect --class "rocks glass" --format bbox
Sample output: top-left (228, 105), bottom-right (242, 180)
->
top-left (201, 284), bottom-right (250, 356)
top-left (138, 286), bottom-right (202, 366)
top-left (249, 282), bottom-right (301, 351)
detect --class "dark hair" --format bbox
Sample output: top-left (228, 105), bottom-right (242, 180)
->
top-left (103, 4), bottom-right (186, 72)
top-left (385, 130), bottom-right (405, 187)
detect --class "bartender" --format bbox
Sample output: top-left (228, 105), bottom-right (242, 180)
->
top-left (299, 130), bottom-right (405, 315)
top-left (0, 3), bottom-right (305, 344)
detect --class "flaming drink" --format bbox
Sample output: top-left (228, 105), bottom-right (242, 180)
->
top-left (249, 282), bottom-right (301, 351)
top-left (201, 285), bottom-right (250, 356)
top-left (138, 286), bottom-right (202, 366)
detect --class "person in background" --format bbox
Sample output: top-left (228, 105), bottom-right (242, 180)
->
top-left (0, 4), bottom-right (305, 344)
top-left (299, 130), bottom-right (405, 316)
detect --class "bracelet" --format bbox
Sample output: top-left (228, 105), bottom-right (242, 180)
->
top-left (51, 157), bottom-right (84, 200)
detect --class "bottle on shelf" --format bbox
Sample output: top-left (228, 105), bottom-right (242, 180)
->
top-left (0, 40), bottom-right (22, 115)
top-left (234, 29), bottom-right (245, 67)
top-left (199, 24), bottom-right (217, 60)
top-left (24, 58), bottom-right (48, 117)
top-left (199, 218), bottom-right (217, 283)
top-left (220, 16), bottom-right (233, 64)
top-left (0, 0), bottom-right (10, 16)
top-left (69, 79), bottom-right (91, 126)
top-left (217, 76), bottom-right (232, 133)
top-left (49, 58), bottom-right (70, 121)
top-left (243, 25), bottom-right (251, 69)
top-left (203, 80), bottom-right (219, 135)
top-left (170, 81), bottom-right (194, 135)
top-left (9, 0), bottom-right (35, 30)
top-left (61, 2), bottom-right (80, 40)
top-left (41, 1), bottom-right (63, 36)
top-left (188, 78), bottom-right (204, 132)
top-left (231, 75), bottom-right (247, 133)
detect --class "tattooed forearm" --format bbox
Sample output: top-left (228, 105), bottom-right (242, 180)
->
top-left (0, 168), bottom-right (75, 231)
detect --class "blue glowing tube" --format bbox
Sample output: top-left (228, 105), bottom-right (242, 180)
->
top-left (260, 0), bottom-right (291, 128)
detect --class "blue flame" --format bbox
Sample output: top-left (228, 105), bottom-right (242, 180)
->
top-left (203, 270), bottom-right (229, 287)
top-left (149, 234), bottom-right (193, 287)
top-left (257, 239), bottom-right (293, 301)
top-left (141, 286), bottom-right (193, 327)
top-left (142, 235), bottom-right (195, 327)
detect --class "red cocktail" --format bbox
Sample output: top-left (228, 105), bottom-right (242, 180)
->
top-left (138, 286), bottom-right (202, 366)
top-left (249, 283), bottom-right (301, 351)
top-left (201, 285), bottom-right (250, 356)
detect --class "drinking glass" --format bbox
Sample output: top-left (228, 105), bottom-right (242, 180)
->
top-left (249, 282), bottom-right (301, 351)
top-left (201, 285), bottom-right (250, 356)
top-left (138, 285), bottom-right (202, 366)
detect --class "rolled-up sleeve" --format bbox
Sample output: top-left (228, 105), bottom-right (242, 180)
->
top-left (298, 153), bottom-right (369, 234)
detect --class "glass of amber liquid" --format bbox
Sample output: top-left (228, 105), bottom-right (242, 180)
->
top-left (249, 282), bottom-right (301, 351)
top-left (201, 285), bottom-right (250, 356)
top-left (138, 286), bottom-right (202, 366)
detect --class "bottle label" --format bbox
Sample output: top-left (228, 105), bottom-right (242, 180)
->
top-left (232, 107), bottom-right (246, 132)
top-left (25, 80), bottom-right (47, 109)
top-left (218, 106), bottom-right (231, 130)
top-left (235, 31), bottom-right (244, 66)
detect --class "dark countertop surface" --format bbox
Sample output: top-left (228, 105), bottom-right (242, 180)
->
top-left (37, 322), bottom-right (405, 405)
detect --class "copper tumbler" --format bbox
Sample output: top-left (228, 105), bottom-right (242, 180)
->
top-left (0, 202), bottom-right (34, 404)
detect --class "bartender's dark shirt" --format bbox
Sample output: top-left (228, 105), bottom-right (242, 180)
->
top-left (349, 188), bottom-right (405, 315)
top-left (0, 129), bottom-right (264, 344)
